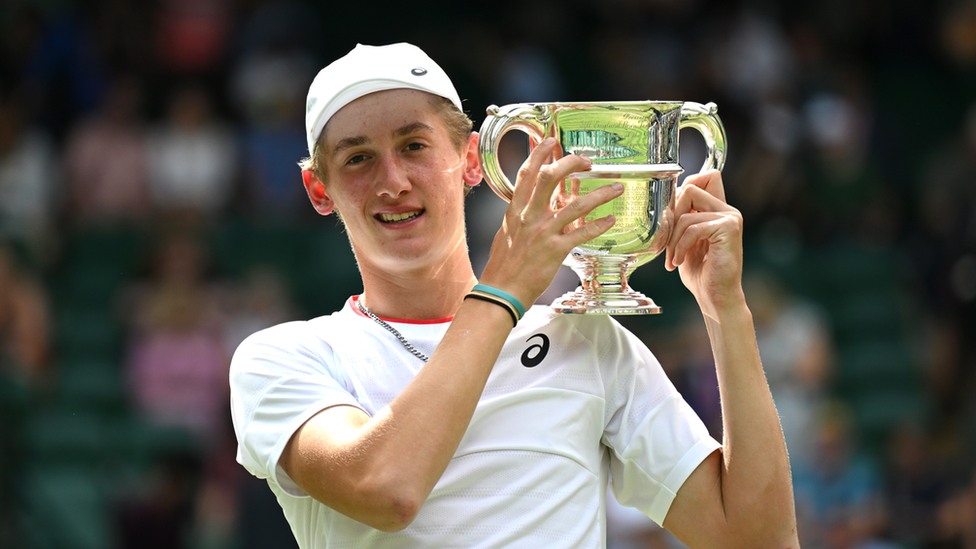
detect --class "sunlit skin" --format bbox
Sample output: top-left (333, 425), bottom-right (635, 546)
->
top-left (302, 89), bottom-right (482, 319)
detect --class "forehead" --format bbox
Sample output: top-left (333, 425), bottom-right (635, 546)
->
top-left (323, 88), bottom-right (441, 143)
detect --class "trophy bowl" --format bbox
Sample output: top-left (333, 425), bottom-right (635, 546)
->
top-left (479, 101), bottom-right (726, 315)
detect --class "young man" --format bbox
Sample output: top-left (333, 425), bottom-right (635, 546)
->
top-left (229, 43), bottom-right (800, 548)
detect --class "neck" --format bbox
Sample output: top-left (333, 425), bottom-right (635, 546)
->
top-left (359, 258), bottom-right (478, 321)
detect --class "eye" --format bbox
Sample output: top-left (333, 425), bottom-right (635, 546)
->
top-left (346, 153), bottom-right (368, 165)
top-left (404, 142), bottom-right (426, 152)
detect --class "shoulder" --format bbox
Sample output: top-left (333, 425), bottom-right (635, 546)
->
top-left (230, 311), bottom-right (355, 375)
top-left (233, 319), bottom-right (316, 356)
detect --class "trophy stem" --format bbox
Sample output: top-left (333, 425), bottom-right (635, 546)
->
top-left (550, 254), bottom-right (662, 315)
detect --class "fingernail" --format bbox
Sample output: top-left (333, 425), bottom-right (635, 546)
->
top-left (611, 183), bottom-right (623, 192)
top-left (542, 138), bottom-right (556, 146)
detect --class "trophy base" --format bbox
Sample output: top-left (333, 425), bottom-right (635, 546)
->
top-left (550, 289), bottom-right (662, 315)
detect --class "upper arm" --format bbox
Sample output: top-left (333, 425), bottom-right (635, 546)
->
top-left (278, 404), bottom-right (421, 532)
top-left (279, 404), bottom-right (371, 506)
top-left (662, 449), bottom-right (730, 548)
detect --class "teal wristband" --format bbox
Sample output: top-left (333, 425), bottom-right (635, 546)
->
top-left (472, 284), bottom-right (526, 319)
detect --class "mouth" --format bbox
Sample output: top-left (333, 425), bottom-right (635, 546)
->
top-left (376, 210), bottom-right (424, 224)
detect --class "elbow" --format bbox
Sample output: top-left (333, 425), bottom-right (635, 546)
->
top-left (347, 475), bottom-right (427, 532)
top-left (370, 492), bottom-right (423, 532)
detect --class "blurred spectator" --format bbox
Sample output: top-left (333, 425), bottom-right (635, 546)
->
top-left (800, 70), bottom-right (891, 246)
top-left (793, 401), bottom-right (892, 549)
top-left (116, 227), bottom-right (244, 545)
top-left (0, 242), bottom-right (51, 386)
top-left (917, 102), bottom-right (976, 280)
top-left (0, 97), bottom-right (58, 256)
top-left (732, 100), bottom-right (804, 227)
top-left (707, 9), bottom-right (796, 105)
top-left (912, 104), bottom-right (976, 460)
top-left (937, 468), bottom-right (976, 548)
top-left (745, 269), bottom-right (834, 470)
top-left (493, 42), bottom-right (566, 104)
top-left (221, 265), bottom-right (297, 356)
top-left (119, 231), bottom-right (228, 443)
top-left (85, 0), bottom-right (153, 82)
top-left (234, 474), bottom-right (300, 549)
top-left (231, 46), bottom-right (313, 218)
top-left (192, 439), bottom-right (241, 549)
top-left (883, 422), bottom-right (952, 546)
top-left (940, 0), bottom-right (976, 70)
top-left (146, 84), bottom-right (238, 218)
top-left (115, 451), bottom-right (201, 549)
top-left (17, 7), bottom-right (106, 140)
top-left (152, 0), bottom-right (231, 77)
top-left (63, 74), bottom-right (151, 226)
top-left (117, 228), bottom-right (249, 549)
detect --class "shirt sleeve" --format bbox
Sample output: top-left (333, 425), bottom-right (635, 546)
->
top-left (596, 318), bottom-right (721, 526)
top-left (229, 319), bottom-right (365, 497)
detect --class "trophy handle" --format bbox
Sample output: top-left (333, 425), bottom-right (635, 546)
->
top-left (679, 102), bottom-right (727, 175)
top-left (478, 104), bottom-right (548, 202)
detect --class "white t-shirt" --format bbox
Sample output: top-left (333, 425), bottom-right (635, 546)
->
top-left (230, 297), bottom-right (719, 549)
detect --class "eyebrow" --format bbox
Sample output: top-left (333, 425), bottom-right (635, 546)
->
top-left (331, 135), bottom-right (369, 158)
top-left (393, 121), bottom-right (435, 139)
top-left (330, 121), bottom-right (437, 159)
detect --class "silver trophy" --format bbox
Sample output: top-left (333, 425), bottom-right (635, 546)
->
top-left (479, 101), bottom-right (726, 314)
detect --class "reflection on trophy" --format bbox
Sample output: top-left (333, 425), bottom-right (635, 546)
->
top-left (479, 101), bottom-right (726, 314)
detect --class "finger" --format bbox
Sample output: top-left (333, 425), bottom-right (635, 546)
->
top-left (561, 211), bottom-right (617, 250)
top-left (511, 138), bottom-right (557, 209)
top-left (681, 169), bottom-right (726, 203)
top-left (666, 211), bottom-right (718, 270)
top-left (668, 212), bottom-right (740, 267)
top-left (674, 180), bottom-right (735, 217)
top-left (552, 181), bottom-right (623, 227)
top-left (528, 153), bottom-right (592, 215)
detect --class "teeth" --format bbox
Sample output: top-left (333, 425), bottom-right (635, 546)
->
top-left (378, 211), bottom-right (421, 223)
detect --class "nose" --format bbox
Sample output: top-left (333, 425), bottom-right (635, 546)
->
top-left (374, 154), bottom-right (412, 198)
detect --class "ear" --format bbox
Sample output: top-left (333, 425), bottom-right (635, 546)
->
top-left (302, 169), bottom-right (335, 216)
top-left (462, 132), bottom-right (483, 187)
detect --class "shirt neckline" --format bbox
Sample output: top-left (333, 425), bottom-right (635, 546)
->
top-left (350, 295), bottom-right (454, 325)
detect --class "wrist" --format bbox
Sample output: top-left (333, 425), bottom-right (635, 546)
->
top-left (470, 284), bottom-right (524, 318)
top-left (698, 285), bottom-right (749, 324)
top-left (457, 294), bottom-right (520, 331)
top-left (470, 278), bottom-right (532, 317)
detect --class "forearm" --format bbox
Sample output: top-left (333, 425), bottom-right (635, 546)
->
top-left (376, 298), bottom-right (511, 498)
top-left (705, 296), bottom-right (798, 545)
top-left (283, 297), bottom-right (512, 530)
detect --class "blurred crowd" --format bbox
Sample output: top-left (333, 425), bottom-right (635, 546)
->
top-left (0, 0), bottom-right (974, 548)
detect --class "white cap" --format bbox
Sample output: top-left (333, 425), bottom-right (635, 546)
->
top-left (304, 43), bottom-right (463, 155)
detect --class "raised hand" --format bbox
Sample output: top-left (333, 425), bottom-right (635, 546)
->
top-left (664, 170), bottom-right (745, 320)
top-left (479, 138), bottom-right (624, 308)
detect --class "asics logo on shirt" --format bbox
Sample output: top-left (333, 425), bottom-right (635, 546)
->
top-left (521, 334), bottom-right (550, 367)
